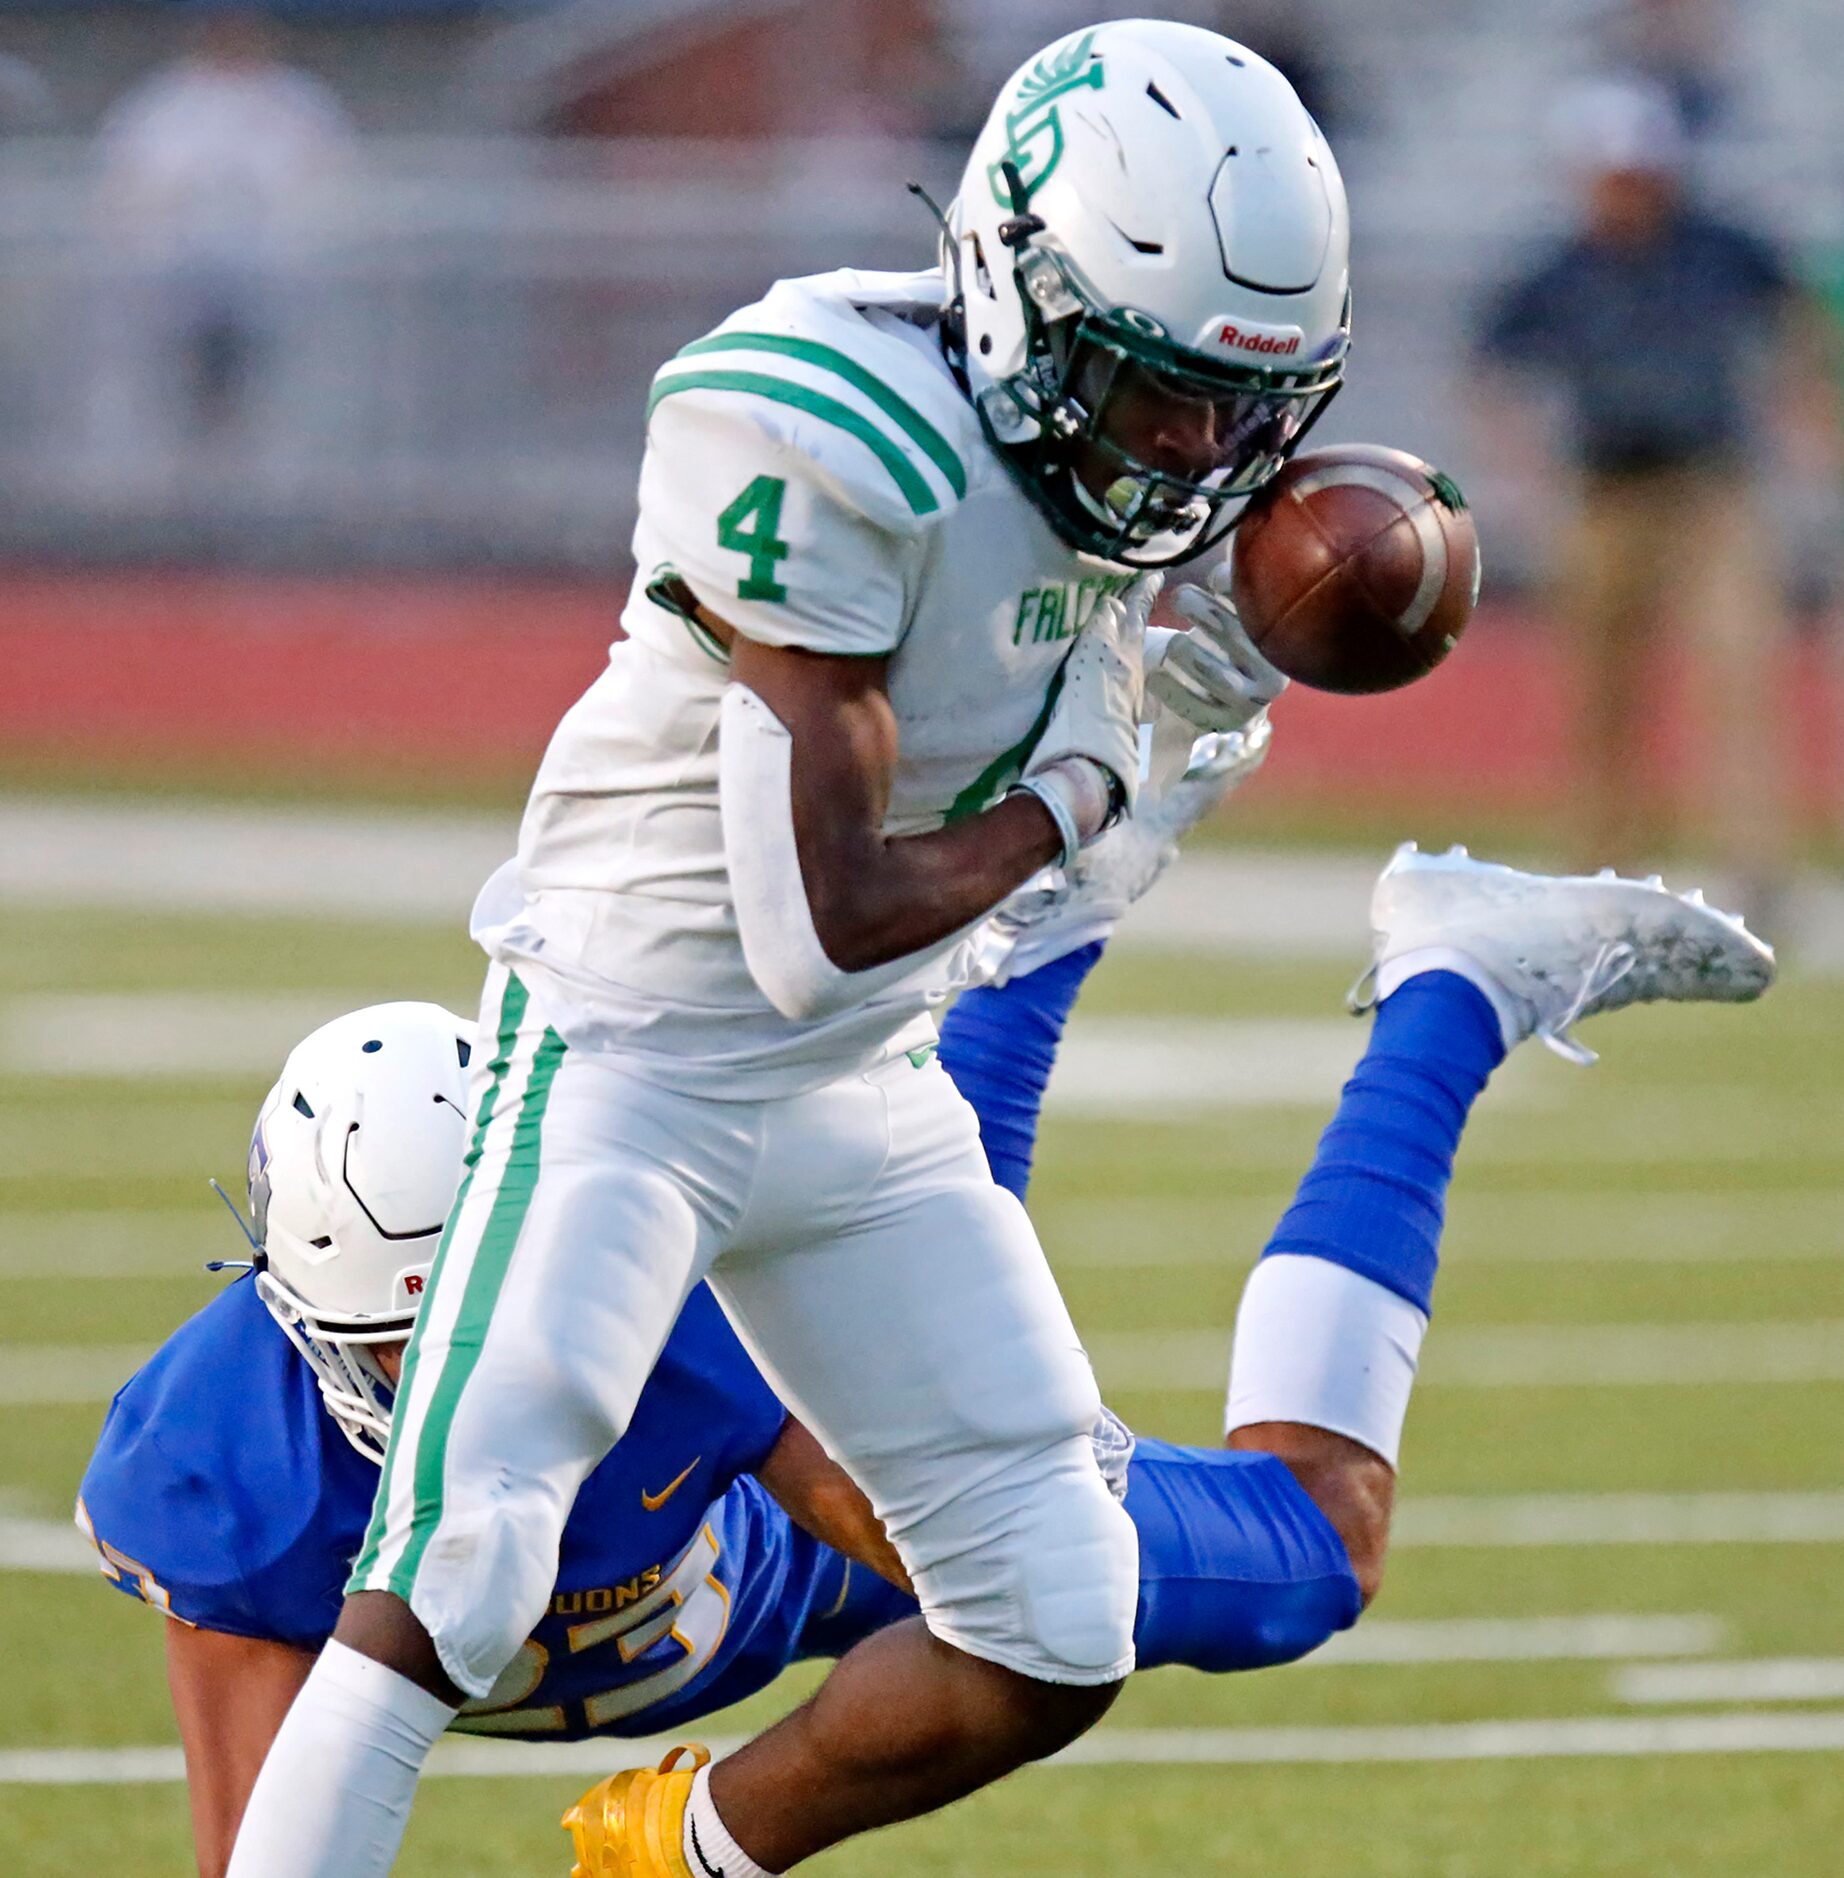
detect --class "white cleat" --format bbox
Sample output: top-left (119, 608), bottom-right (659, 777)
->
top-left (1351, 842), bottom-right (1777, 1064)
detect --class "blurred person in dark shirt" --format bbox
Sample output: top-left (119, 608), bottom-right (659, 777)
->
top-left (1475, 76), bottom-right (1838, 924)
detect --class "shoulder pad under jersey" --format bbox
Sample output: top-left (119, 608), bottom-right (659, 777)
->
top-left (645, 268), bottom-right (980, 541)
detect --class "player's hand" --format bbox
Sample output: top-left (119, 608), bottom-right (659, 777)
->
top-left (1022, 573), bottom-right (1163, 820)
top-left (1146, 560), bottom-right (1288, 734)
top-left (975, 717), bottom-right (1271, 985)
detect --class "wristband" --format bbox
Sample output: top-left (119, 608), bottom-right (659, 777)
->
top-left (1008, 758), bottom-right (1114, 869)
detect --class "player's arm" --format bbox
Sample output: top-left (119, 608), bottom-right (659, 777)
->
top-left (945, 721), bottom-right (1273, 1197)
top-left (754, 1416), bottom-right (912, 1593)
top-left (723, 628), bottom-right (1066, 974)
top-left (164, 1620), bottom-right (316, 1878)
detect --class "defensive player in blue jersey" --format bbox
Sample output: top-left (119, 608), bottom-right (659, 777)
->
top-left (80, 731), bottom-right (1773, 1878)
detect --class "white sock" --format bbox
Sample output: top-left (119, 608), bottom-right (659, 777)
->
top-left (684, 1761), bottom-right (779, 1878)
top-left (1224, 1255), bottom-right (1428, 1467)
top-left (1375, 944), bottom-right (1529, 1051)
top-left (226, 1639), bottom-right (455, 1878)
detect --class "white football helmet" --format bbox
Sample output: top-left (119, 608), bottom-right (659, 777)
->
top-left (245, 1001), bottom-right (474, 1464)
top-left (946, 20), bottom-right (1351, 566)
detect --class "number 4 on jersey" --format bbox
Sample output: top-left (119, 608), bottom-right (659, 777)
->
top-left (717, 475), bottom-right (791, 603)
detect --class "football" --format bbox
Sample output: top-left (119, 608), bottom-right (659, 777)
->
top-left (1228, 444), bottom-right (1482, 695)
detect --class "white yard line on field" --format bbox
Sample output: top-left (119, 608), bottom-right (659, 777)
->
top-left (0, 1212), bottom-right (217, 1279)
top-left (0, 1513), bottom-right (91, 1573)
top-left (0, 1487), bottom-right (1735, 1680)
top-left (9, 1712), bottom-right (1844, 1785)
top-left (0, 799), bottom-right (515, 926)
top-left (1089, 1322), bottom-right (1844, 1391)
top-left (1, 992), bottom-right (389, 1079)
top-left (1046, 1014), bottom-right (1527, 1113)
top-left (1306, 1614), bottom-right (1724, 1666)
top-left (0, 1343), bottom-right (150, 1407)
top-left (30, 1183), bottom-right (1826, 1289)
top-left (1, 997), bottom-right (1545, 1112)
top-left (1396, 1491), bottom-right (1844, 1548)
top-left (1613, 1659), bottom-right (1844, 1706)
top-left (1046, 1190), bottom-right (1844, 1268)
top-left (6, 1484), bottom-right (1841, 1576)
top-left (7, 796), bottom-right (1843, 966)
top-left (20, 1320), bottom-right (1844, 1413)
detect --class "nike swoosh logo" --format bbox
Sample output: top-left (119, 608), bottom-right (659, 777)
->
top-left (640, 1458), bottom-right (702, 1512)
top-left (688, 1815), bottom-right (726, 1878)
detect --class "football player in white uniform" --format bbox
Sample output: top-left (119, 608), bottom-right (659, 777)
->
top-left (228, 24), bottom-right (1357, 1877)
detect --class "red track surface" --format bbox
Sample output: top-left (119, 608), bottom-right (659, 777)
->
top-left (4, 571), bottom-right (1837, 814)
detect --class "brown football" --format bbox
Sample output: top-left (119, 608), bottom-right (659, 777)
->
top-left (1228, 444), bottom-right (1481, 695)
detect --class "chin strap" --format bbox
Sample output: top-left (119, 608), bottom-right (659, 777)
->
top-left (907, 181), bottom-right (971, 396)
top-left (205, 1177), bottom-right (262, 1272)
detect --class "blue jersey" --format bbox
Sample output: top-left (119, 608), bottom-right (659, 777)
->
top-left (79, 1275), bottom-right (833, 1740)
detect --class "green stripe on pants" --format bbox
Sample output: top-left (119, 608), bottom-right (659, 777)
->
top-left (385, 1010), bottom-right (567, 1604)
top-left (350, 970), bottom-right (529, 1588)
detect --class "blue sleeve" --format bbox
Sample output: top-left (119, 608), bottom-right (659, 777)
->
top-left (1125, 1438), bottom-right (1363, 1673)
top-left (937, 940), bottom-right (1105, 1200)
top-left (76, 1282), bottom-right (364, 1648)
top-left (80, 1398), bottom-right (267, 1636)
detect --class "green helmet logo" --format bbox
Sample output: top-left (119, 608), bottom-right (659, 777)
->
top-left (986, 31), bottom-right (1105, 208)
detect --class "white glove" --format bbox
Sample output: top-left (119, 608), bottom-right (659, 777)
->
top-left (1014, 574), bottom-right (1163, 858)
top-left (1145, 559), bottom-right (1287, 734)
top-left (974, 716), bottom-right (1273, 986)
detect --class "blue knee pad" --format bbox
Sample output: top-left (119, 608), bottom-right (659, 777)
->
top-left (1125, 1438), bottom-right (1362, 1673)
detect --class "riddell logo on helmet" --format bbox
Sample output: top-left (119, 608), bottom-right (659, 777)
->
top-left (404, 1273), bottom-right (425, 1296)
top-left (1216, 322), bottom-right (1302, 356)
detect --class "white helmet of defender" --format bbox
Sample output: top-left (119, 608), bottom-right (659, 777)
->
top-left (946, 19), bottom-right (1351, 565)
top-left (245, 1002), bottom-right (473, 1464)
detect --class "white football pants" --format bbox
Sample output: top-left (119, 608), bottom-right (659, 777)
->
top-left (349, 964), bottom-right (1137, 1696)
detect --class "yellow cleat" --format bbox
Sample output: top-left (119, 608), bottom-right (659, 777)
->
top-left (562, 1744), bottom-right (711, 1878)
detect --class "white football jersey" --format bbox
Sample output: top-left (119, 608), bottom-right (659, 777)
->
top-left (485, 267), bottom-right (1137, 1096)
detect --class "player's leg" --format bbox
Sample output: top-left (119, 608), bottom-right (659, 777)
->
top-left (1672, 468), bottom-right (1789, 923)
top-left (684, 1052), bottom-right (1136, 1875)
top-left (1219, 847), bottom-right (1774, 1608)
top-left (229, 968), bottom-right (741, 1878)
top-left (1561, 470), bottom-right (1670, 871)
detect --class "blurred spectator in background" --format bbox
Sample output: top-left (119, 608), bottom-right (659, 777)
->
top-left (1598, 0), bottom-right (1734, 139)
top-left (1473, 76), bottom-right (1839, 925)
top-left (0, 53), bottom-right (59, 136)
top-left (96, 8), bottom-right (354, 444)
top-left (1206, 0), bottom-right (1343, 135)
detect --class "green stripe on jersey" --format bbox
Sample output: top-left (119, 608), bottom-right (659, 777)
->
top-left (387, 1008), bottom-right (568, 1604)
top-left (944, 661), bottom-right (1068, 823)
top-left (676, 332), bottom-right (968, 499)
top-left (647, 368), bottom-right (939, 517)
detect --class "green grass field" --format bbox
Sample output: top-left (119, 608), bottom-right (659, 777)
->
top-left (3, 822), bottom-right (1842, 1875)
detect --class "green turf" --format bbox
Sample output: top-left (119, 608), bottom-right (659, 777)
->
top-left (1, 879), bottom-right (1839, 1874)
